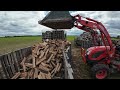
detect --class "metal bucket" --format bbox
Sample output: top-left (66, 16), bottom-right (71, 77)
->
top-left (39, 11), bottom-right (74, 29)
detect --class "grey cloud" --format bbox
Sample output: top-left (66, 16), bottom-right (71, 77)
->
top-left (106, 11), bottom-right (120, 18)
top-left (105, 20), bottom-right (120, 31)
top-left (71, 11), bottom-right (120, 36)
top-left (0, 11), bottom-right (120, 37)
top-left (0, 11), bottom-right (50, 36)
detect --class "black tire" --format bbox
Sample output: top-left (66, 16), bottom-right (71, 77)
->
top-left (91, 64), bottom-right (110, 79)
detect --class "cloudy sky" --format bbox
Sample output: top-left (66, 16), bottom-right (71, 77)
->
top-left (0, 11), bottom-right (120, 37)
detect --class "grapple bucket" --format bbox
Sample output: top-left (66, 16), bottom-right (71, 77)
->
top-left (39, 11), bottom-right (74, 29)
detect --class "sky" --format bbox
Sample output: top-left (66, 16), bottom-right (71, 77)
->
top-left (0, 11), bottom-right (120, 37)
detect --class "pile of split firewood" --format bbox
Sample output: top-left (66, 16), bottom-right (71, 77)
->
top-left (11, 40), bottom-right (71, 79)
top-left (80, 32), bottom-right (93, 41)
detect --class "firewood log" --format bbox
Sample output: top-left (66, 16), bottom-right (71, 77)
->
top-left (39, 51), bottom-right (45, 59)
top-left (32, 55), bottom-right (36, 68)
top-left (11, 72), bottom-right (21, 79)
top-left (36, 57), bottom-right (46, 65)
top-left (34, 68), bottom-right (38, 79)
top-left (47, 54), bottom-right (54, 63)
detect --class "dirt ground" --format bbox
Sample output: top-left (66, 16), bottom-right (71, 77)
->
top-left (71, 42), bottom-right (91, 79)
top-left (71, 41), bottom-right (120, 79)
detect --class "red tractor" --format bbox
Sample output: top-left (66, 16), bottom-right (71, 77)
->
top-left (39, 11), bottom-right (120, 79)
top-left (73, 14), bottom-right (120, 79)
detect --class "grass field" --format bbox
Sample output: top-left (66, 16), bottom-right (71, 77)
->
top-left (111, 38), bottom-right (119, 40)
top-left (0, 36), bottom-right (76, 55)
top-left (0, 36), bottom-right (42, 55)
top-left (67, 36), bottom-right (76, 41)
top-left (0, 36), bottom-right (119, 55)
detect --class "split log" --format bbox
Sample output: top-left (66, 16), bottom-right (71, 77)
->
top-left (20, 57), bottom-right (26, 65)
top-left (51, 61), bottom-right (56, 67)
top-left (18, 39), bottom-right (70, 79)
top-left (44, 45), bottom-right (49, 52)
top-left (56, 63), bottom-right (62, 72)
top-left (28, 69), bottom-right (34, 78)
top-left (39, 51), bottom-right (45, 59)
top-left (20, 72), bottom-right (28, 79)
top-left (34, 68), bottom-right (38, 79)
top-left (39, 64), bottom-right (50, 72)
top-left (26, 55), bottom-right (32, 63)
top-left (41, 62), bottom-right (50, 67)
top-left (36, 48), bottom-right (41, 55)
top-left (36, 57), bottom-right (46, 65)
top-left (20, 57), bottom-right (27, 72)
top-left (45, 72), bottom-right (51, 79)
top-left (44, 49), bottom-right (49, 57)
top-left (40, 72), bottom-right (46, 79)
top-left (38, 73), bottom-right (43, 79)
top-left (25, 63), bottom-right (33, 68)
top-left (47, 54), bottom-right (54, 63)
top-left (32, 55), bottom-right (36, 68)
top-left (11, 72), bottom-right (21, 79)
top-left (32, 53), bottom-right (38, 58)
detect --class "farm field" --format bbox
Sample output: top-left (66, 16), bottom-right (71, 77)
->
top-left (0, 36), bottom-right (76, 55)
top-left (0, 36), bottom-right (42, 55)
top-left (0, 36), bottom-right (120, 79)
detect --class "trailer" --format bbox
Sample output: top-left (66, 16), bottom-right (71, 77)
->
top-left (0, 44), bottom-right (73, 79)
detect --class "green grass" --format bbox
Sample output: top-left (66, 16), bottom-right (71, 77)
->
top-left (67, 35), bottom-right (76, 41)
top-left (111, 37), bottom-right (119, 40)
top-left (0, 36), bottom-right (118, 55)
top-left (0, 36), bottom-right (42, 55)
top-left (0, 36), bottom-right (75, 55)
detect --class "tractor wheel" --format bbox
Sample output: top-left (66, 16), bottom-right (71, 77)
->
top-left (91, 64), bottom-right (110, 79)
